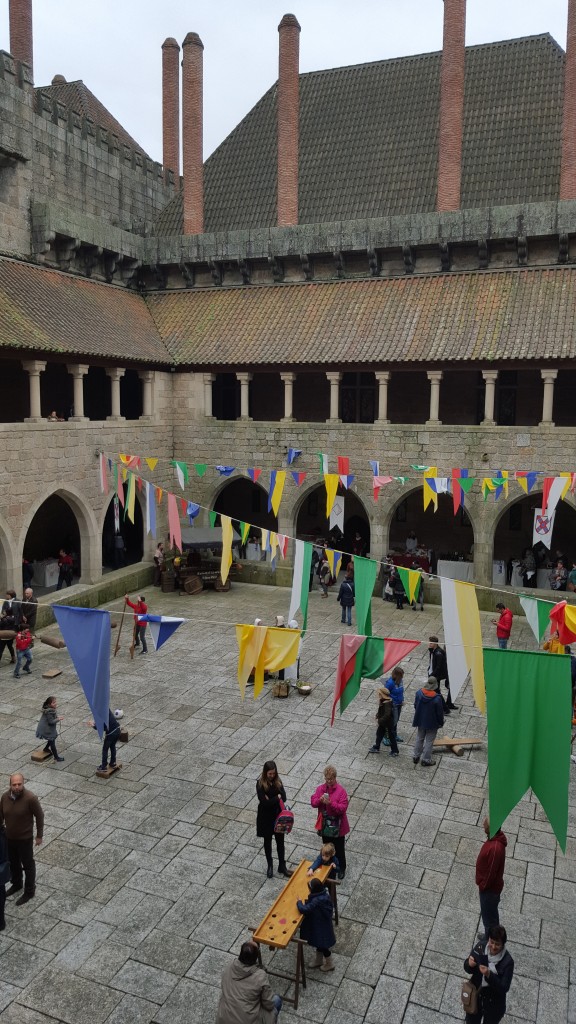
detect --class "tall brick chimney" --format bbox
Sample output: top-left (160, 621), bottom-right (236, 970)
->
top-left (277, 13), bottom-right (301, 227)
top-left (437, 0), bottom-right (466, 212)
top-left (182, 32), bottom-right (204, 235)
top-left (9, 0), bottom-right (33, 76)
top-left (162, 37), bottom-right (180, 180)
top-left (560, 0), bottom-right (576, 199)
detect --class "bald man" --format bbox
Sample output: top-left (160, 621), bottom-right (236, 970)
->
top-left (0, 774), bottom-right (44, 906)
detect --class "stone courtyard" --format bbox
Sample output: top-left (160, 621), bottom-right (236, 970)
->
top-left (0, 581), bottom-right (574, 1024)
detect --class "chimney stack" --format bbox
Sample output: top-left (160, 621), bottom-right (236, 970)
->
top-left (182, 32), bottom-right (204, 235)
top-left (437, 0), bottom-right (466, 212)
top-left (277, 14), bottom-right (301, 227)
top-left (561, 0), bottom-right (576, 199)
top-left (162, 37), bottom-right (180, 180)
top-left (9, 0), bottom-right (33, 77)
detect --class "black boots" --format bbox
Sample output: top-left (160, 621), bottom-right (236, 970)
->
top-left (278, 864), bottom-right (293, 878)
top-left (266, 863), bottom-right (274, 878)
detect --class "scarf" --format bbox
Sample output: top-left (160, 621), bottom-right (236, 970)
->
top-left (482, 943), bottom-right (506, 987)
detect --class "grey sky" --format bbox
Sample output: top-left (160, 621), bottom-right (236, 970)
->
top-left (0, 1), bottom-right (569, 162)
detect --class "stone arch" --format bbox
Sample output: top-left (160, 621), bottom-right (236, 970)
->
top-left (0, 510), bottom-right (17, 593)
top-left (100, 488), bottom-right (145, 570)
top-left (383, 486), bottom-right (475, 567)
top-left (492, 490), bottom-right (576, 589)
top-left (293, 482), bottom-right (371, 555)
top-left (211, 477), bottom-right (278, 533)
top-left (19, 485), bottom-right (101, 586)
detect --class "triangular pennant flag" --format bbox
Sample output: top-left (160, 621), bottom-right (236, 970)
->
top-left (187, 502), bottom-right (200, 522)
top-left (288, 540), bottom-right (313, 633)
top-left (261, 529), bottom-right (270, 553)
top-left (549, 600), bottom-right (576, 644)
top-left (559, 472), bottom-right (573, 499)
top-left (209, 510), bottom-right (217, 527)
top-left (236, 624), bottom-right (301, 700)
top-left (369, 460), bottom-right (380, 477)
top-left (239, 521), bottom-right (250, 544)
top-left (519, 595), bottom-right (556, 644)
top-left (339, 474), bottom-right (355, 490)
top-left (451, 469), bottom-right (475, 514)
top-left (220, 515), bottom-right (234, 585)
top-left (269, 532), bottom-right (279, 567)
top-left (119, 454), bottom-right (140, 469)
top-left (373, 475), bottom-right (393, 501)
top-left (145, 457), bottom-right (158, 472)
top-left (141, 615), bottom-right (185, 651)
top-left (172, 460), bottom-right (189, 489)
top-left (542, 476), bottom-right (565, 519)
top-left (396, 565), bottom-right (421, 604)
top-left (216, 466), bottom-right (235, 477)
top-left (145, 481), bottom-right (156, 538)
top-left (136, 476), bottom-right (143, 493)
top-left (318, 453), bottom-right (329, 474)
top-left (126, 472), bottom-right (136, 524)
top-left (115, 465), bottom-right (125, 508)
top-left (484, 648), bottom-right (571, 851)
top-left (353, 556), bottom-right (378, 636)
top-left (326, 549), bottom-right (343, 579)
top-left (423, 467), bottom-right (438, 511)
top-left (53, 606), bottom-right (110, 737)
top-left (331, 634), bottom-right (421, 724)
top-left (337, 456), bottom-right (350, 475)
top-left (194, 463), bottom-right (207, 477)
top-left (179, 498), bottom-right (187, 516)
top-left (324, 474), bottom-right (339, 518)
top-left (291, 471), bottom-right (307, 486)
top-left (515, 470), bottom-right (539, 494)
top-left (167, 492), bottom-right (183, 552)
top-left (268, 470), bottom-right (286, 516)
top-left (248, 468), bottom-right (262, 483)
top-left (286, 448), bottom-right (302, 465)
top-left (99, 453), bottom-right (109, 495)
top-left (277, 535), bottom-right (289, 559)
top-left (492, 470), bottom-right (509, 500)
top-left (441, 577), bottom-right (485, 709)
top-left (156, 486), bottom-right (163, 504)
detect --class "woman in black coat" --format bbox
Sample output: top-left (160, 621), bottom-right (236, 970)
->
top-left (256, 760), bottom-right (291, 879)
top-left (297, 878), bottom-right (336, 971)
top-left (463, 924), bottom-right (514, 1023)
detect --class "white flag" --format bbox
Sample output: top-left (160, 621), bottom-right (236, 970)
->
top-left (330, 496), bottom-right (345, 532)
top-left (533, 509), bottom-right (555, 550)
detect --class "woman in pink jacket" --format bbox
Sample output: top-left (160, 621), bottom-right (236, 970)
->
top-left (311, 765), bottom-right (350, 879)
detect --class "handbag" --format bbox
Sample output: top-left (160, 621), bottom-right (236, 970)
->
top-left (321, 813), bottom-right (341, 838)
top-left (461, 979), bottom-right (478, 1015)
top-left (273, 798), bottom-right (294, 835)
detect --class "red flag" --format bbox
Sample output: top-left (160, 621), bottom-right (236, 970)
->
top-left (337, 456), bottom-right (350, 475)
top-left (180, 498), bottom-right (187, 516)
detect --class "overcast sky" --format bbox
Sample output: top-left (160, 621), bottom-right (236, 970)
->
top-left (0, 1), bottom-right (569, 161)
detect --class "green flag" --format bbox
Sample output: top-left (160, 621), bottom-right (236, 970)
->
top-left (397, 565), bottom-right (421, 604)
top-left (194, 463), bottom-right (207, 477)
top-left (353, 556), bottom-right (378, 635)
top-left (519, 595), bottom-right (556, 644)
top-left (331, 635), bottom-right (421, 723)
top-left (209, 510), bottom-right (217, 527)
top-left (484, 648), bottom-right (571, 851)
top-left (288, 540), bottom-right (313, 634)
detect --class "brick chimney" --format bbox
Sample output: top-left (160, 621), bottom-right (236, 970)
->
top-left (9, 0), bottom-right (33, 77)
top-left (162, 37), bottom-right (180, 180)
top-left (182, 32), bottom-right (204, 235)
top-left (277, 14), bottom-right (301, 227)
top-left (561, 0), bottom-right (576, 199)
top-left (437, 0), bottom-right (466, 212)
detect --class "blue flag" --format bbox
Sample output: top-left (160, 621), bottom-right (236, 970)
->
top-left (141, 615), bottom-right (184, 651)
top-left (53, 606), bottom-right (110, 737)
top-left (286, 448), bottom-right (302, 465)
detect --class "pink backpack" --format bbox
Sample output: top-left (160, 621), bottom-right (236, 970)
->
top-left (274, 798), bottom-right (294, 835)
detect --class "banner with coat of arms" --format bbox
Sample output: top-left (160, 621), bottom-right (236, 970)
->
top-left (533, 508), bottom-right (555, 549)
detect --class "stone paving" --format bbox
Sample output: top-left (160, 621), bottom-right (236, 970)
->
top-left (0, 581), bottom-right (574, 1024)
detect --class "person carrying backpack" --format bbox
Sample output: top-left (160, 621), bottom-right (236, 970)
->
top-left (337, 570), bottom-right (355, 625)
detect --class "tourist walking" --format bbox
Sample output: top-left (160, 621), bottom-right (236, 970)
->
top-left (256, 761), bottom-right (292, 879)
top-left (476, 817), bottom-right (507, 941)
top-left (297, 877), bottom-right (336, 971)
top-left (368, 686), bottom-right (399, 756)
top-left (310, 765), bottom-right (349, 878)
top-left (0, 773), bottom-right (44, 905)
top-left (412, 675), bottom-right (444, 767)
top-left (337, 570), bottom-right (355, 625)
top-left (35, 696), bottom-right (64, 762)
top-left (463, 925), bottom-right (514, 1023)
top-left (216, 940), bottom-right (282, 1024)
top-left (492, 604), bottom-right (513, 649)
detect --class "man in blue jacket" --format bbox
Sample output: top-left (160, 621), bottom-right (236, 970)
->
top-left (412, 675), bottom-right (444, 767)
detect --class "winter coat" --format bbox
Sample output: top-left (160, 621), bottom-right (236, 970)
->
top-left (385, 677), bottom-right (404, 706)
top-left (475, 830), bottom-right (507, 893)
top-left (15, 629), bottom-right (33, 652)
top-left (376, 697), bottom-right (394, 728)
top-left (463, 941), bottom-right (514, 1017)
top-left (297, 888), bottom-right (336, 950)
top-left (256, 781), bottom-right (287, 838)
top-left (496, 608), bottom-right (513, 640)
top-left (0, 825), bottom-right (11, 885)
top-left (391, 572), bottom-right (404, 596)
top-left (412, 688), bottom-right (444, 731)
top-left (20, 596), bottom-right (38, 629)
top-left (36, 706), bottom-right (58, 740)
top-left (337, 578), bottom-right (355, 607)
top-left (428, 645), bottom-right (448, 682)
top-left (311, 781), bottom-right (350, 836)
top-left (216, 959), bottom-right (278, 1024)
top-left (309, 852), bottom-right (340, 878)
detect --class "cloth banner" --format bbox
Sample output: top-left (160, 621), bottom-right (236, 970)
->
top-left (167, 492), bottom-right (183, 552)
top-left (268, 470), bottom-right (286, 515)
top-left (423, 468), bottom-right (438, 511)
top-left (114, 465), bottom-right (124, 507)
top-left (397, 566), bottom-right (421, 604)
top-left (440, 577), bottom-right (485, 709)
top-left (141, 614), bottom-right (185, 651)
top-left (288, 540), bottom-right (313, 632)
top-left (519, 595), bottom-right (556, 644)
top-left (239, 521), bottom-right (250, 544)
top-left (541, 476), bottom-right (565, 519)
top-left (53, 606), bottom-right (110, 737)
top-left (326, 549), bottom-right (342, 580)
top-left (330, 496), bottom-right (345, 532)
top-left (533, 508), bottom-right (555, 549)
top-left (515, 471), bottom-right (538, 494)
top-left (291, 471), bottom-right (306, 486)
top-left (324, 474), bottom-right (340, 518)
top-left (337, 456), bottom-right (350, 475)
top-left (220, 514), bottom-right (234, 584)
top-left (353, 556), bottom-right (378, 636)
top-left (236, 624), bottom-right (301, 699)
top-left (286, 448), bottom-right (302, 465)
top-left (373, 476), bottom-right (393, 501)
top-left (318, 453), bottom-right (329, 474)
top-left (172, 461), bottom-right (189, 489)
top-left (99, 453), bottom-right (108, 495)
top-left (216, 466), bottom-right (235, 476)
top-left (126, 472), bottom-right (135, 524)
top-left (331, 634), bottom-right (421, 724)
top-left (145, 481), bottom-right (156, 537)
top-left (549, 600), bottom-right (576, 644)
top-left (484, 648), bottom-right (571, 851)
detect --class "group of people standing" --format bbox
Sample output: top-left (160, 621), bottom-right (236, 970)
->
top-left (0, 587), bottom-right (38, 678)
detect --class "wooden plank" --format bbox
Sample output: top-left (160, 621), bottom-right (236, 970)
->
top-left (42, 668), bottom-right (62, 679)
top-left (31, 748), bottom-right (52, 762)
top-left (95, 763), bottom-right (122, 779)
top-left (253, 859), bottom-right (330, 949)
top-left (433, 737), bottom-right (482, 758)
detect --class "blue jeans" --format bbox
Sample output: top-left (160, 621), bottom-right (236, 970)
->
top-left (272, 993), bottom-right (282, 1019)
top-left (479, 889), bottom-right (500, 939)
top-left (341, 605), bottom-right (352, 625)
top-left (497, 638), bottom-right (508, 650)
top-left (14, 649), bottom-right (32, 676)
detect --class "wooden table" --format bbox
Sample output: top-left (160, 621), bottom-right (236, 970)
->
top-left (251, 858), bottom-right (337, 1009)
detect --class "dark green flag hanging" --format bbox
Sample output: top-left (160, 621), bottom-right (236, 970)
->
top-left (353, 556), bottom-right (378, 636)
top-left (484, 648), bottom-right (572, 852)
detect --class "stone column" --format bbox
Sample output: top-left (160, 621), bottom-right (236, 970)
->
top-left (138, 370), bottom-right (155, 418)
top-left (67, 363), bottom-right (89, 420)
top-left (280, 372), bottom-right (295, 421)
top-left (540, 369), bottom-right (558, 425)
top-left (375, 371), bottom-right (390, 424)
top-left (106, 367), bottom-right (125, 421)
top-left (237, 372), bottom-right (252, 420)
top-left (22, 359), bottom-right (47, 421)
top-left (427, 370), bottom-right (443, 424)
top-left (482, 370), bottom-right (498, 425)
top-left (203, 373), bottom-right (215, 417)
top-left (326, 371), bottom-right (342, 422)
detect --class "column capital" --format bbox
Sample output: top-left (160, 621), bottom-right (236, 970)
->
top-left (326, 371), bottom-right (342, 383)
top-left (427, 370), bottom-right (443, 382)
top-left (236, 372), bottom-right (253, 383)
top-left (202, 372), bottom-right (216, 384)
top-left (22, 359), bottom-right (47, 376)
top-left (106, 367), bottom-right (125, 382)
top-left (482, 370), bottom-right (498, 383)
top-left (280, 371), bottom-right (296, 384)
top-left (540, 369), bottom-right (558, 383)
top-left (66, 363), bottom-right (89, 378)
top-left (375, 371), bottom-right (390, 384)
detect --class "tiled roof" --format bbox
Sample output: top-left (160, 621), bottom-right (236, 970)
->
top-left (0, 259), bottom-right (168, 363)
top-left (36, 80), bottom-right (150, 157)
top-left (154, 34), bottom-right (565, 236)
top-left (146, 267), bottom-right (576, 368)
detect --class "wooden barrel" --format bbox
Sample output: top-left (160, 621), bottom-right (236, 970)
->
top-left (184, 576), bottom-right (203, 595)
top-left (161, 573), bottom-right (176, 593)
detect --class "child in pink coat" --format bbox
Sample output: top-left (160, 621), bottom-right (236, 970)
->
top-left (310, 765), bottom-right (350, 879)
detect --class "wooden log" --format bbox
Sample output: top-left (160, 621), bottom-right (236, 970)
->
top-left (42, 668), bottom-right (62, 679)
top-left (0, 630), bottom-right (16, 640)
top-left (95, 763), bottom-right (122, 779)
top-left (433, 737), bottom-right (482, 757)
top-left (31, 748), bottom-right (52, 763)
top-left (38, 636), bottom-right (66, 649)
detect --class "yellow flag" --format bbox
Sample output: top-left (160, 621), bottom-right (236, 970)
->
top-left (261, 529), bottom-right (269, 552)
top-left (220, 515), bottom-right (233, 585)
top-left (560, 472), bottom-right (572, 499)
top-left (326, 549), bottom-right (336, 577)
top-left (121, 467), bottom-right (128, 482)
top-left (126, 472), bottom-right (136, 524)
top-left (241, 522), bottom-right (250, 544)
top-left (423, 468), bottom-right (438, 511)
top-left (324, 474), bottom-right (340, 518)
top-left (145, 457), bottom-right (158, 472)
top-left (236, 625), bottom-right (301, 699)
top-left (269, 532), bottom-right (279, 563)
top-left (270, 471), bottom-right (286, 516)
top-left (515, 475), bottom-right (528, 494)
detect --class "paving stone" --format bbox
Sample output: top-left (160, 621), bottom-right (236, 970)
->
top-left (526, 862), bottom-right (554, 897)
top-left (365, 974), bottom-right (412, 1023)
top-left (0, 985), bottom-right (20, 1015)
top-left (410, 966), bottom-right (447, 1010)
top-left (101, 993), bottom-right (158, 1024)
top-left (54, 921), bottom-right (112, 970)
top-left (77, 943), bottom-right (133, 984)
top-left (428, 906), bottom-right (478, 958)
top-left (537, 981), bottom-right (569, 1024)
top-left (342, 875), bottom-right (397, 926)
top-left (345, 925), bottom-right (395, 986)
top-left (109, 959), bottom-right (179, 1004)
top-left (333, 978), bottom-right (373, 1017)
top-left (133, 930), bottom-right (202, 975)
top-left (18, 967), bottom-right (122, 1024)
top-left (506, 974), bottom-right (539, 1021)
top-left (0, 943), bottom-right (55, 988)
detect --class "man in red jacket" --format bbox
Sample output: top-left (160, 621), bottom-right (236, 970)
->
top-left (476, 817), bottom-right (507, 940)
top-left (492, 603), bottom-right (513, 649)
top-left (124, 593), bottom-right (148, 654)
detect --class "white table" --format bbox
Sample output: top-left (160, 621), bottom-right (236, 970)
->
top-left (32, 559), bottom-right (60, 587)
top-left (246, 542), bottom-right (262, 562)
top-left (436, 560), bottom-right (474, 582)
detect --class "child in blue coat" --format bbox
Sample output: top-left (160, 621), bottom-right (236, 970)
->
top-left (337, 571), bottom-right (355, 626)
top-left (297, 878), bottom-right (336, 971)
top-left (307, 842), bottom-right (340, 880)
